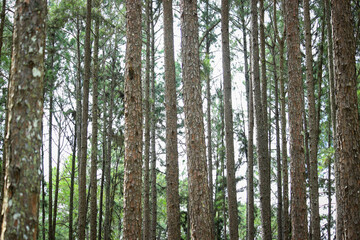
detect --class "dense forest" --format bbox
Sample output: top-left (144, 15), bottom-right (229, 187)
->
top-left (0, 0), bottom-right (359, 239)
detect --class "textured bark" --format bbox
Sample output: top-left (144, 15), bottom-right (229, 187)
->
top-left (90, 1), bottom-right (100, 239)
top-left (331, 0), bottom-right (360, 238)
top-left (123, 0), bottom-right (143, 238)
top-left (0, 0), bottom-right (6, 64)
top-left (278, 7), bottom-right (290, 239)
top-left (104, 77), bottom-right (115, 240)
top-left (163, 0), bottom-right (181, 239)
top-left (71, 16), bottom-right (82, 240)
top-left (285, 0), bottom-right (308, 239)
top-left (78, 0), bottom-right (92, 238)
top-left (150, 5), bottom-right (157, 238)
top-left (325, 0), bottom-right (341, 238)
top-left (205, 0), bottom-right (214, 236)
top-left (272, 2), bottom-right (282, 236)
top-left (221, 1), bottom-right (238, 239)
top-left (143, 0), bottom-right (151, 239)
top-left (0, 0), bottom-right (46, 238)
top-left (98, 89), bottom-right (107, 240)
top-left (69, 118), bottom-right (76, 240)
top-left (251, 0), bottom-right (271, 239)
top-left (180, 0), bottom-right (212, 238)
top-left (52, 118), bottom-right (62, 238)
top-left (303, 0), bottom-right (320, 238)
top-left (242, 2), bottom-right (254, 238)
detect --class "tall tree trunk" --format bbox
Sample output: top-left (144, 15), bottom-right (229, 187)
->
top-left (123, 1), bottom-right (143, 238)
top-left (0, 0), bottom-right (6, 64)
top-left (78, 0), bottom-right (92, 238)
top-left (0, 0), bottom-right (46, 238)
top-left (150, 5), bottom-right (157, 238)
top-left (104, 76), bottom-right (115, 240)
top-left (42, 138), bottom-right (46, 240)
top-left (48, 33), bottom-right (55, 240)
top-left (221, 1), bottom-right (238, 239)
top-left (285, 0), bottom-right (308, 239)
top-left (272, 2), bottom-right (282, 235)
top-left (303, 1), bottom-right (320, 239)
top-left (143, 0), bottom-right (151, 239)
top-left (251, 0), bottom-right (271, 238)
top-left (324, 0), bottom-right (341, 238)
top-left (327, 104), bottom-right (332, 240)
top-left (205, 0), bottom-right (214, 236)
top-left (52, 117), bottom-right (62, 239)
top-left (180, 0), bottom-right (212, 238)
top-left (69, 117), bottom-right (77, 240)
top-left (72, 16), bottom-right (82, 240)
top-left (98, 87), bottom-right (107, 240)
top-left (163, 0), bottom-right (181, 239)
top-left (90, 0), bottom-right (100, 238)
top-left (331, 0), bottom-right (360, 238)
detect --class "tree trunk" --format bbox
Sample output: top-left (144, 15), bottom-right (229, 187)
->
top-left (163, 0), bottom-right (181, 239)
top-left (90, 0), bottom-right (100, 238)
top-left (78, 0), bottom-right (92, 238)
top-left (331, 0), bottom-right (360, 238)
top-left (303, 0), bottom-right (320, 239)
top-left (251, 0), bottom-right (271, 238)
top-left (52, 116), bottom-right (62, 239)
top-left (104, 76), bottom-right (115, 240)
top-left (0, 0), bottom-right (6, 64)
top-left (180, 0), bottom-right (212, 238)
top-left (72, 16), bottom-right (82, 240)
top-left (0, 0), bottom-right (46, 238)
top-left (143, 0), bottom-right (151, 239)
top-left (285, 0), bottom-right (308, 239)
top-left (150, 5), bottom-right (157, 238)
top-left (123, 1), bottom-right (143, 238)
top-left (221, 1), bottom-right (238, 239)
top-left (69, 116), bottom-right (77, 240)
top-left (98, 87), bottom-right (107, 240)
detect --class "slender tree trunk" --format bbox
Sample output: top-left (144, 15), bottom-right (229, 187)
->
top-left (204, 0), bottom-right (215, 236)
top-left (42, 139), bottom-right (46, 240)
top-left (221, 1), bottom-right (238, 239)
top-left (303, 1), bottom-right (320, 239)
top-left (90, 1), bottom-right (100, 238)
top-left (272, 2), bottom-right (282, 235)
top-left (98, 87), bottom-right (107, 240)
top-left (331, 0), bottom-right (360, 238)
top-left (0, 0), bottom-right (6, 64)
top-left (78, 0), bottom-right (92, 238)
top-left (48, 34), bottom-right (55, 240)
top-left (52, 117), bottom-right (62, 239)
top-left (69, 118), bottom-right (77, 240)
top-left (242, 3), bottom-right (254, 238)
top-left (327, 108), bottom-right (332, 240)
top-left (0, 0), bottom-right (46, 238)
top-left (285, 0), bottom-right (308, 239)
top-left (72, 16), bottom-right (82, 240)
top-left (123, 1), bottom-right (143, 238)
top-left (104, 77), bottom-right (115, 240)
top-left (143, 0), bottom-right (151, 238)
top-left (150, 5), bottom-right (157, 238)
top-left (163, 0), bottom-right (181, 239)
top-left (180, 0), bottom-right (212, 238)
top-left (251, 0), bottom-right (271, 238)
top-left (324, 0), bottom-right (341, 238)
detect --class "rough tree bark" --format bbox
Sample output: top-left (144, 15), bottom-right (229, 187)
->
top-left (123, 0), bottom-right (143, 238)
top-left (251, 0), bottom-right (271, 238)
top-left (180, 0), bottom-right (213, 238)
top-left (0, 0), bottom-right (46, 238)
top-left (221, 0), bottom-right (238, 239)
top-left (331, 0), bottom-right (360, 238)
top-left (90, 0), bottom-right (100, 238)
top-left (303, 0), bottom-right (320, 239)
top-left (285, 0), bottom-right (308, 239)
top-left (163, 0), bottom-right (181, 239)
top-left (78, 0), bottom-right (92, 238)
